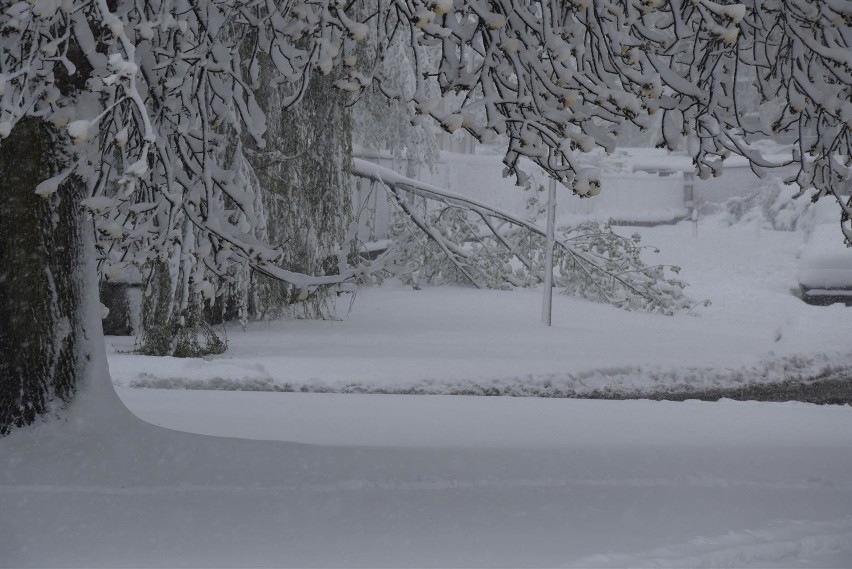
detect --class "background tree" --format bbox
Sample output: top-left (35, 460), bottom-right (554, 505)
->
top-left (243, 56), bottom-right (354, 322)
top-left (1, 0), bottom-right (849, 433)
top-left (351, 16), bottom-right (440, 172)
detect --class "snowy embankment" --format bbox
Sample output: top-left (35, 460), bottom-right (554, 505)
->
top-left (109, 223), bottom-right (851, 400)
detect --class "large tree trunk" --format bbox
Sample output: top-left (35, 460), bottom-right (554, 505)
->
top-left (0, 119), bottom-right (91, 434)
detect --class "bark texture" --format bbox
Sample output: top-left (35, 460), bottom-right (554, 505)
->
top-left (0, 119), bottom-right (87, 434)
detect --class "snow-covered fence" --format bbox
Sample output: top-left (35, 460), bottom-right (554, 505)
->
top-left (352, 147), bottom-right (801, 241)
top-left (353, 150), bottom-right (697, 236)
top-left (562, 172), bottom-right (687, 224)
top-left (353, 174), bottom-right (393, 242)
top-left (626, 152), bottom-right (797, 207)
top-left (691, 162), bottom-right (797, 204)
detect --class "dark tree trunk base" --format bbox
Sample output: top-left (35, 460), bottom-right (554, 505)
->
top-left (0, 118), bottom-right (87, 435)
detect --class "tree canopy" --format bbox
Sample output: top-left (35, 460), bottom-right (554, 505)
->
top-left (1, 0), bottom-right (850, 295)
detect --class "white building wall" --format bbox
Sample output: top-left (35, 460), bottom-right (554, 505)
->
top-left (351, 147), bottom-right (794, 241)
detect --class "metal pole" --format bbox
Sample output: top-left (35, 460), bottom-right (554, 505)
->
top-left (541, 178), bottom-right (557, 326)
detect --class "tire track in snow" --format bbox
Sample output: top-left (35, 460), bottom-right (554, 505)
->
top-left (2, 475), bottom-right (849, 496)
top-left (570, 517), bottom-right (852, 568)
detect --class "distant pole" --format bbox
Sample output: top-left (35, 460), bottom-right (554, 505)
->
top-left (541, 178), bottom-right (557, 326)
top-left (692, 204), bottom-right (699, 238)
top-left (685, 172), bottom-right (697, 238)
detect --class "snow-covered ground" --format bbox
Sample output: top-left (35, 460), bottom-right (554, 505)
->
top-left (3, 219), bottom-right (851, 568)
top-left (109, 222), bottom-right (851, 397)
top-left (3, 385), bottom-right (851, 567)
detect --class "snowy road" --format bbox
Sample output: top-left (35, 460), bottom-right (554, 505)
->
top-left (117, 388), bottom-right (852, 449)
top-left (10, 389), bottom-right (852, 568)
top-left (125, 391), bottom-right (850, 568)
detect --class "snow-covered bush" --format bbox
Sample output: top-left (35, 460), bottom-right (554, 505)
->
top-left (716, 179), bottom-right (814, 231)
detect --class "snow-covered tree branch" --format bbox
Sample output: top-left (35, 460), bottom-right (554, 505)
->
top-left (2, 1), bottom-right (849, 298)
top-left (353, 158), bottom-right (693, 313)
top-left (390, 0), bottom-right (851, 242)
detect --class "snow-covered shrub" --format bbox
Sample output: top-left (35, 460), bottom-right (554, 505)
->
top-left (717, 179), bottom-right (813, 231)
top-left (138, 262), bottom-right (228, 358)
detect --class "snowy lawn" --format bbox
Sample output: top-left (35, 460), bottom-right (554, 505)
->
top-left (3, 220), bottom-right (851, 568)
top-left (109, 222), bottom-right (851, 397)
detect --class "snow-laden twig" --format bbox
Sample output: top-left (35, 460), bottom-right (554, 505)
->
top-left (1, 0), bottom-right (848, 317)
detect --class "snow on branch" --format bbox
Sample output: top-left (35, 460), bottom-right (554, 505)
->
top-left (353, 159), bottom-right (694, 314)
top-left (0, 0), bottom-right (849, 309)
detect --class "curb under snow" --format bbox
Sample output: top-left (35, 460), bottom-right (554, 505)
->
top-left (127, 352), bottom-right (852, 405)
